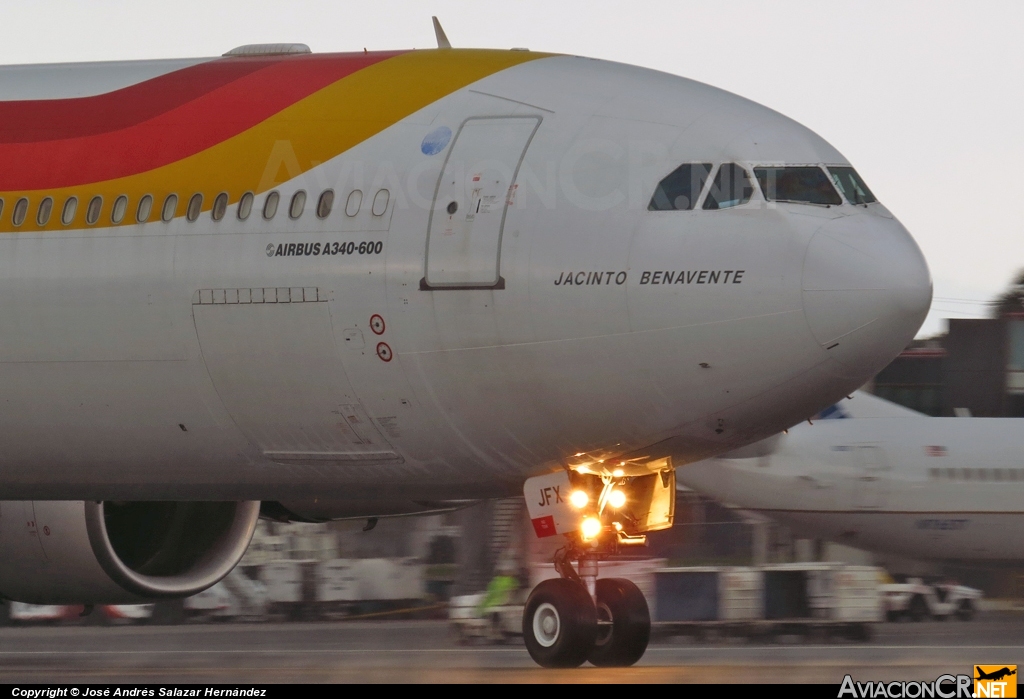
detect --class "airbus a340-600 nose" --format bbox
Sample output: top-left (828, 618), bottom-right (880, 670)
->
top-left (802, 212), bottom-right (932, 376)
top-left (0, 39), bottom-right (940, 672)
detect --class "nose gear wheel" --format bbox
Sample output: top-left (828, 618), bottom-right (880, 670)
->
top-left (587, 577), bottom-right (650, 667)
top-left (522, 578), bottom-right (596, 668)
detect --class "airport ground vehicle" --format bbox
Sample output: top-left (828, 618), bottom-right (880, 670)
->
top-left (3, 603), bottom-right (152, 625)
top-left (881, 578), bottom-right (982, 622)
top-left (449, 592), bottom-right (524, 644)
top-left (177, 557), bottom-right (430, 621)
top-left (0, 20), bottom-right (930, 668)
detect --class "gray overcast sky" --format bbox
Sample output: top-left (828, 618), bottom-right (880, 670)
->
top-left (2, 0), bottom-right (1021, 338)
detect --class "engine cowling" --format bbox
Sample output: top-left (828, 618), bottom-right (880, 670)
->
top-left (0, 500), bottom-right (259, 604)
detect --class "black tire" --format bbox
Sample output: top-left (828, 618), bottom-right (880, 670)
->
top-left (148, 599), bottom-right (185, 626)
top-left (885, 610), bottom-right (901, 623)
top-left (450, 623), bottom-right (469, 646)
top-left (956, 599), bottom-right (975, 621)
top-left (523, 578), bottom-right (597, 668)
top-left (587, 578), bottom-right (651, 667)
top-left (847, 623), bottom-right (872, 642)
top-left (908, 595), bottom-right (928, 622)
top-left (82, 606), bottom-right (108, 627)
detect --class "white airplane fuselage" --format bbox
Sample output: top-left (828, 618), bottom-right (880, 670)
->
top-left (678, 394), bottom-right (1024, 562)
top-left (0, 49), bottom-right (930, 516)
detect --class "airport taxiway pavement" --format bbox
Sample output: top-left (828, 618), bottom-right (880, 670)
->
top-left (0, 614), bottom-right (1021, 683)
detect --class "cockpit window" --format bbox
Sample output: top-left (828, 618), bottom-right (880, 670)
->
top-left (703, 163), bottom-right (754, 210)
top-left (828, 166), bottom-right (877, 205)
top-left (648, 163), bottom-right (713, 211)
top-left (753, 166), bottom-right (842, 206)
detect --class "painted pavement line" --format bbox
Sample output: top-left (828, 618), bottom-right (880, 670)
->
top-left (0, 645), bottom-right (1022, 655)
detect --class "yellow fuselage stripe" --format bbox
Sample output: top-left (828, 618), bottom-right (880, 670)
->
top-left (0, 49), bottom-right (547, 233)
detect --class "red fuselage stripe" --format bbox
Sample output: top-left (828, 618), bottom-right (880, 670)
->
top-left (0, 59), bottom-right (271, 143)
top-left (0, 51), bottom-right (404, 191)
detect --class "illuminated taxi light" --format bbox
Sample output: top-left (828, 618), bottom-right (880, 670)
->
top-left (569, 490), bottom-right (589, 509)
top-left (608, 489), bottom-right (626, 509)
top-left (580, 516), bottom-right (602, 540)
top-left (613, 522), bottom-right (623, 531)
top-left (612, 468), bottom-right (624, 477)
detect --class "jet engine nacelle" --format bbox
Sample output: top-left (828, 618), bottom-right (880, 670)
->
top-left (0, 500), bottom-right (259, 604)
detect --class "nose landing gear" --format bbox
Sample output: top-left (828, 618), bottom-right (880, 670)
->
top-left (522, 554), bottom-right (651, 668)
top-left (521, 459), bottom-right (673, 668)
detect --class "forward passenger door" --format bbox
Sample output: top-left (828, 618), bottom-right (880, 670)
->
top-left (422, 116), bottom-right (541, 290)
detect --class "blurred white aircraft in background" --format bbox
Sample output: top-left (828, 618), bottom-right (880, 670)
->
top-left (678, 392), bottom-right (1024, 562)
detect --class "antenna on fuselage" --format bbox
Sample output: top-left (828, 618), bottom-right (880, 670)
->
top-left (432, 16), bottom-right (452, 49)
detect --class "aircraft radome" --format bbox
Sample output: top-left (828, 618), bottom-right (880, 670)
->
top-left (0, 22), bottom-right (930, 667)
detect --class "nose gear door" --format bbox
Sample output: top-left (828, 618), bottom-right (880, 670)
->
top-left (421, 116), bottom-right (541, 290)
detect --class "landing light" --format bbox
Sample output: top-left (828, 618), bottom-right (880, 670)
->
top-left (608, 490), bottom-right (626, 509)
top-left (569, 490), bottom-right (589, 509)
top-left (580, 516), bottom-right (602, 541)
top-left (612, 468), bottom-right (624, 477)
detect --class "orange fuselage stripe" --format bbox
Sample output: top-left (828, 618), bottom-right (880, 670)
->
top-left (0, 49), bottom-right (548, 232)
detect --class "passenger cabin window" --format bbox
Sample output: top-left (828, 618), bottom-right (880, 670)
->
top-left (111, 195), bottom-right (128, 224)
top-left (263, 191), bottom-right (279, 220)
top-left (85, 196), bottom-right (102, 225)
top-left (12, 197), bottom-right (28, 226)
top-left (317, 190), bottom-right (334, 219)
top-left (289, 191), bottom-right (306, 219)
top-left (0, 199), bottom-right (4, 221)
top-left (211, 193), bottom-right (228, 221)
top-left (345, 190), bottom-right (362, 217)
top-left (372, 189), bottom-right (389, 216)
top-left (754, 166), bottom-right (842, 206)
top-left (37, 197), bottom-right (53, 226)
top-left (61, 197), bottom-right (77, 225)
top-left (186, 194), bottom-right (203, 222)
top-left (829, 166), bottom-right (877, 205)
top-left (944, 468), bottom-right (1024, 481)
top-left (161, 194), bottom-right (178, 222)
top-left (648, 163), bottom-right (713, 211)
top-left (704, 163), bottom-right (754, 210)
top-left (238, 192), bottom-right (254, 220)
top-left (137, 195), bottom-right (153, 223)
